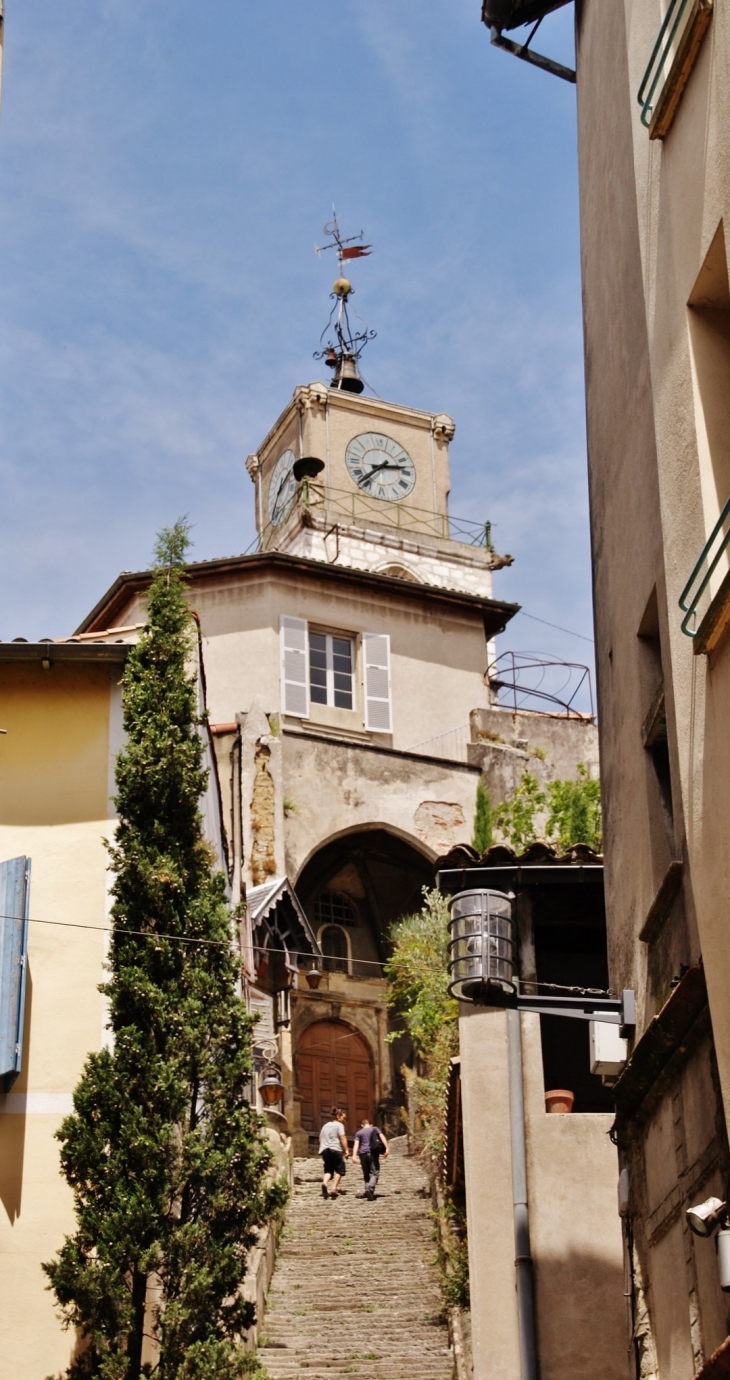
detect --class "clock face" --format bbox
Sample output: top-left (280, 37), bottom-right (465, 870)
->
top-left (345, 432), bottom-right (416, 502)
top-left (268, 449), bottom-right (297, 526)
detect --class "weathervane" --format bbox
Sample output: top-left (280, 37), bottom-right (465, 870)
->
top-left (314, 210), bottom-right (376, 394)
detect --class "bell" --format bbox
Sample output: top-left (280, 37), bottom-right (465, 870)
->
top-left (293, 456), bottom-right (325, 482)
top-left (332, 354), bottom-right (364, 394)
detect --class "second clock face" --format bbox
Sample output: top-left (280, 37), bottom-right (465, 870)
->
top-left (268, 449), bottom-right (297, 526)
top-left (345, 432), bottom-right (416, 502)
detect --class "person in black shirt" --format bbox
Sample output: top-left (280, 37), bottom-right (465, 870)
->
top-left (353, 1117), bottom-right (389, 1200)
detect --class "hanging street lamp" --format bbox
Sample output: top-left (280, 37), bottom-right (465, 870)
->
top-left (447, 888), bottom-right (635, 1034)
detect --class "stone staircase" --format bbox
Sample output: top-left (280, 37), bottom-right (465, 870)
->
top-left (261, 1150), bottom-right (454, 1380)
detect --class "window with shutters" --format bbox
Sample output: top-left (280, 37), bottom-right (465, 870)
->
top-left (309, 632), bottom-right (354, 710)
top-left (280, 616), bottom-right (393, 734)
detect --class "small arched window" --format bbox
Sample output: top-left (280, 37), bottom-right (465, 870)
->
top-left (320, 925), bottom-right (349, 974)
top-left (314, 890), bottom-right (358, 928)
top-left (378, 563), bottom-right (418, 582)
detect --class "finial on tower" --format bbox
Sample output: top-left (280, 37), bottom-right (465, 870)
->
top-left (314, 210), bottom-right (376, 394)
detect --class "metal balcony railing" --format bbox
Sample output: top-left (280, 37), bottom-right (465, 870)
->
top-left (679, 494), bottom-right (730, 637)
top-left (258, 482), bottom-right (494, 554)
top-left (637, 0), bottom-right (712, 136)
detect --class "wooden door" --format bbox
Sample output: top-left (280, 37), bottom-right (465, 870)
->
top-left (297, 1020), bottom-right (374, 1133)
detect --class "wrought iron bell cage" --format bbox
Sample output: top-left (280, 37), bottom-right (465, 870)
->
top-left (448, 888), bottom-right (516, 1003)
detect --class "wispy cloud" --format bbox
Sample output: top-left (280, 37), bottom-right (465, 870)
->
top-left (0, 0), bottom-right (591, 691)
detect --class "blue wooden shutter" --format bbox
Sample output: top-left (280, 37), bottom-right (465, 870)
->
top-left (0, 856), bottom-right (31, 1090)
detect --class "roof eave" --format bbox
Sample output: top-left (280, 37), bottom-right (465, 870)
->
top-left (75, 551), bottom-right (519, 637)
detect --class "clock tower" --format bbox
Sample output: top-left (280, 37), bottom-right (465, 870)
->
top-left (245, 225), bottom-right (511, 597)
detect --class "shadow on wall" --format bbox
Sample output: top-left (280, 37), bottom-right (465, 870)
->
top-left (0, 966), bottom-right (32, 1223)
top-left (534, 1247), bottom-right (627, 1380)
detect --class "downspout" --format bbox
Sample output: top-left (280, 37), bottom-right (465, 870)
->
top-left (507, 1007), bottom-right (539, 1380)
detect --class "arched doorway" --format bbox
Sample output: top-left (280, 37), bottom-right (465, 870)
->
top-left (297, 1020), bottom-right (374, 1132)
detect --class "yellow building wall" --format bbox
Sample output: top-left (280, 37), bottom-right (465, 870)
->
top-left (0, 662), bottom-right (115, 825)
top-left (0, 662), bottom-right (118, 1378)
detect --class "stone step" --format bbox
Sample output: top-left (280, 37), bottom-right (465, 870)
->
top-left (261, 1155), bottom-right (453, 1380)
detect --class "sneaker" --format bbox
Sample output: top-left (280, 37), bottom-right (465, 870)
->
top-left (365, 1190), bottom-right (375, 1201)
top-left (321, 1183), bottom-right (329, 1199)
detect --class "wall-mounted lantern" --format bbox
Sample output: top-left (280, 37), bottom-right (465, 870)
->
top-left (686, 1197), bottom-right (730, 1291)
top-left (447, 888), bottom-right (636, 1035)
top-left (253, 1038), bottom-right (285, 1109)
top-left (258, 1058), bottom-right (285, 1108)
top-left (304, 961), bottom-right (323, 990)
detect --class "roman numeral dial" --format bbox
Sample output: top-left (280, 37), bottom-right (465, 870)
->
top-left (345, 432), bottom-right (416, 502)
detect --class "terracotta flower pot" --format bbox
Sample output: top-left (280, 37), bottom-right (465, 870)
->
top-left (545, 1089), bottom-right (575, 1114)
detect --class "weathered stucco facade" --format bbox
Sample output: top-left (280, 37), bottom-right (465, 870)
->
top-left (0, 645), bottom-right (127, 1379)
top-left (574, 0), bottom-right (730, 1369)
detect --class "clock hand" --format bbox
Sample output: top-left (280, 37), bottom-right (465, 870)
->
top-left (357, 460), bottom-right (408, 485)
top-left (355, 461), bottom-right (389, 487)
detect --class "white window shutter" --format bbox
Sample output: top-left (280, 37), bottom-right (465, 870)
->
top-left (363, 633), bottom-right (392, 732)
top-left (280, 615), bottom-right (309, 718)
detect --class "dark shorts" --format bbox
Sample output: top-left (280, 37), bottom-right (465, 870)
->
top-left (321, 1148), bottom-right (346, 1177)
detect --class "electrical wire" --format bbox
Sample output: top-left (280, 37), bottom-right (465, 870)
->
top-left (516, 610), bottom-right (595, 644)
top-left (6, 915), bottom-right (615, 994)
top-left (4, 914), bottom-right (388, 968)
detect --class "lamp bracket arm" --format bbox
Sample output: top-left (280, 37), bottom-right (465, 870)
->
top-left (508, 988), bottom-right (635, 1036)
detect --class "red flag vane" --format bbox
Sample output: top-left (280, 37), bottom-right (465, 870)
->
top-left (315, 209), bottom-right (373, 292)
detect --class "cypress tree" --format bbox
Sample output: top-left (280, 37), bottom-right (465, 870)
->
top-left (44, 521), bottom-right (285, 1380)
top-left (471, 778), bottom-right (494, 855)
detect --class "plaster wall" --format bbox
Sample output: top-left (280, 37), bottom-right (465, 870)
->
top-left (580, 0), bottom-right (730, 1102)
top-left (0, 816), bottom-right (112, 1379)
top-left (0, 663), bottom-right (116, 1377)
top-left (470, 706), bottom-right (599, 780)
top-left (577, 0), bottom-right (730, 1364)
top-left (0, 662), bottom-right (118, 825)
top-left (459, 1006), bottom-right (625, 1380)
top-left (281, 733), bottom-right (480, 877)
top-left (577, 0), bottom-right (676, 1033)
top-left (458, 1006), bottom-right (520, 1380)
top-left (119, 567), bottom-right (493, 756)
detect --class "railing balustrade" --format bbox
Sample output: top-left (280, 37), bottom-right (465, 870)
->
top-left (679, 493), bottom-right (730, 637)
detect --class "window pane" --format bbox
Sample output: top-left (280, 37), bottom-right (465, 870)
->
top-left (314, 891), bottom-right (358, 927)
top-left (309, 632), bottom-right (327, 703)
top-left (332, 637), bottom-right (352, 665)
top-left (333, 637), bottom-right (353, 711)
top-left (321, 924), bottom-right (348, 973)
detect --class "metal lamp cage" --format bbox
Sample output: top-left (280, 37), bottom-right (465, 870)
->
top-left (448, 889), bottom-right (516, 1003)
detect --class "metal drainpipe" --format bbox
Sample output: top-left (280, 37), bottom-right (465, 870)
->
top-left (507, 1007), bottom-right (539, 1380)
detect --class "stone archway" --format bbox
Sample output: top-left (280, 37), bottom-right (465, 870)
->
top-left (297, 1020), bottom-right (374, 1133)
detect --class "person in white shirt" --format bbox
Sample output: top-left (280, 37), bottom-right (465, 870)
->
top-left (319, 1106), bottom-right (349, 1199)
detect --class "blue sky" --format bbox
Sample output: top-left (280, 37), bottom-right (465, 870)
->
top-left (0, 1), bottom-right (593, 704)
